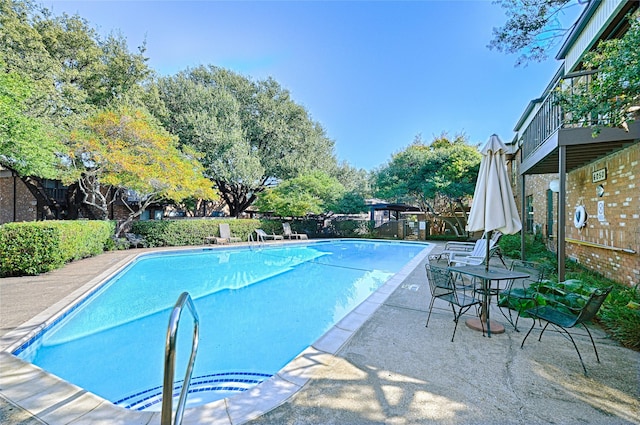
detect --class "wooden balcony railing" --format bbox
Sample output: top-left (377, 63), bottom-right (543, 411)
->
top-left (521, 70), bottom-right (601, 160)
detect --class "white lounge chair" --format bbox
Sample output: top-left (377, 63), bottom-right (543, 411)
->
top-left (448, 238), bottom-right (493, 266)
top-left (255, 228), bottom-right (284, 242)
top-left (434, 231), bottom-right (502, 262)
top-left (282, 222), bottom-right (308, 240)
top-left (218, 223), bottom-right (241, 244)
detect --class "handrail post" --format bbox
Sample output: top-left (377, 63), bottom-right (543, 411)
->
top-left (161, 292), bottom-right (199, 425)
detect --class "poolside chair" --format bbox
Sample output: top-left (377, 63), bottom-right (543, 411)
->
top-left (125, 233), bottom-right (148, 248)
top-left (520, 285), bottom-right (612, 375)
top-left (255, 228), bottom-right (284, 242)
top-left (448, 233), bottom-right (506, 267)
top-left (217, 223), bottom-right (241, 244)
top-left (497, 260), bottom-right (546, 331)
top-left (433, 231), bottom-right (503, 262)
top-left (447, 238), bottom-right (489, 266)
top-left (425, 263), bottom-right (482, 342)
top-left (282, 222), bottom-right (308, 240)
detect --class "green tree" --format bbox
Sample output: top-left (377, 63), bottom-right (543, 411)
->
top-left (556, 12), bottom-right (640, 134)
top-left (489, 0), bottom-right (581, 66)
top-left (255, 171), bottom-right (345, 217)
top-left (374, 133), bottom-right (481, 235)
top-left (156, 65), bottom-right (337, 217)
top-left (1, 0), bottom-right (153, 218)
top-left (0, 63), bottom-right (63, 179)
top-left (66, 106), bottom-right (217, 235)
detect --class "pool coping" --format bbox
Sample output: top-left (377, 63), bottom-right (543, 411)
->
top-left (0, 239), bottom-right (434, 425)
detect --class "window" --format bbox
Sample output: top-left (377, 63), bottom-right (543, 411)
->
top-left (546, 189), bottom-right (554, 238)
top-left (525, 195), bottom-right (534, 233)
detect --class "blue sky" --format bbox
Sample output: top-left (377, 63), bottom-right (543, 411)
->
top-left (45, 0), bottom-right (572, 170)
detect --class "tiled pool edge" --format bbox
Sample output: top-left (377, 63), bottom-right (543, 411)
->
top-left (0, 241), bottom-right (433, 425)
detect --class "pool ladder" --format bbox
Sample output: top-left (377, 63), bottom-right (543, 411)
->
top-left (161, 292), bottom-right (199, 425)
top-left (247, 231), bottom-right (265, 248)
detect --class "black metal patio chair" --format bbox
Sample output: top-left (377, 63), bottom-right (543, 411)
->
top-left (520, 285), bottom-right (613, 375)
top-left (497, 260), bottom-right (546, 331)
top-left (425, 263), bottom-right (482, 342)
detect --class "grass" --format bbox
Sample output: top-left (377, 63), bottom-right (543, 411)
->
top-left (499, 233), bottom-right (640, 351)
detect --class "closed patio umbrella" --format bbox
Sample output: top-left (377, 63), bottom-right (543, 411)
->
top-left (466, 134), bottom-right (522, 269)
top-left (464, 134), bottom-right (522, 335)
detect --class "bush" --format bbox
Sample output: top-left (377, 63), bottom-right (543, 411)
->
top-left (499, 232), bottom-right (640, 351)
top-left (132, 219), bottom-right (262, 246)
top-left (330, 219), bottom-right (373, 238)
top-left (0, 220), bottom-right (113, 277)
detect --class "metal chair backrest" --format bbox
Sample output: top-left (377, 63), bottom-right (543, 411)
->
top-left (425, 264), bottom-right (455, 297)
top-left (573, 286), bottom-right (613, 326)
top-left (510, 260), bottom-right (544, 283)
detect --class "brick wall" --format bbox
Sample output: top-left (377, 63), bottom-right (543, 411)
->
top-left (516, 143), bottom-right (639, 286)
top-left (0, 171), bottom-right (37, 224)
top-left (565, 142), bottom-right (639, 286)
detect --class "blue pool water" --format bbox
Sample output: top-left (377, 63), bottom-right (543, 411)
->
top-left (16, 240), bottom-right (428, 410)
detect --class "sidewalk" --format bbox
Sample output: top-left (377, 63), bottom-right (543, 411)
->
top-left (1, 242), bottom-right (639, 424)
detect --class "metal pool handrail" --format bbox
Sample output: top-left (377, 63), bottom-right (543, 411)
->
top-left (161, 292), bottom-right (200, 425)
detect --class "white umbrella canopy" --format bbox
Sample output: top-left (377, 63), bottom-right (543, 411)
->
top-left (466, 134), bottom-right (522, 267)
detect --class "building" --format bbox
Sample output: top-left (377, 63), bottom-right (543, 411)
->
top-left (0, 165), bottom-right (164, 225)
top-left (511, 0), bottom-right (639, 285)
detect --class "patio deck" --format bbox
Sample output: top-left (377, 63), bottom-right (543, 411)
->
top-left (1, 241), bottom-right (638, 425)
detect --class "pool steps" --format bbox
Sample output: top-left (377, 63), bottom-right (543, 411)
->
top-left (115, 372), bottom-right (272, 411)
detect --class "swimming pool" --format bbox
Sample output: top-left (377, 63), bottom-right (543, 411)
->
top-left (12, 239), bottom-right (431, 414)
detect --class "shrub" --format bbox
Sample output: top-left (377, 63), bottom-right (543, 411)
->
top-left (0, 223), bottom-right (62, 276)
top-left (330, 219), bottom-right (373, 238)
top-left (499, 232), bottom-right (640, 351)
top-left (0, 220), bottom-right (113, 277)
top-left (132, 219), bottom-right (262, 246)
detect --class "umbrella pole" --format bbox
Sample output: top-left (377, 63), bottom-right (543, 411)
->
top-left (485, 230), bottom-right (491, 271)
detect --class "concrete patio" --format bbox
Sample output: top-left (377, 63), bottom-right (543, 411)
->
top-left (1, 241), bottom-right (638, 424)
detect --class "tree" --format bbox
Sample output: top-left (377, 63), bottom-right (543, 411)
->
top-left (66, 106), bottom-right (217, 235)
top-left (156, 65), bottom-right (337, 217)
top-left (489, 0), bottom-right (583, 66)
top-left (1, 0), bottom-right (154, 218)
top-left (556, 12), bottom-right (640, 134)
top-left (374, 133), bottom-right (481, 236)
top-left (0, 63), bottom-right (63, 179)
top-left (255, 171), bottom-right (345, 217)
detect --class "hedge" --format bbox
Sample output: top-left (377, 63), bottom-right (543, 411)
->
top-left (0, 220), bottom-right (114, 277)
top-left (131, 219), bottom-right (263, 246)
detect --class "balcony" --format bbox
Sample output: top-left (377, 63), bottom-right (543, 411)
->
top-left (519, 70), bottom-right (640, 175)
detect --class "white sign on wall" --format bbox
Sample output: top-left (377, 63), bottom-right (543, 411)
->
top-left (597, 200), bottom-right (606, 222)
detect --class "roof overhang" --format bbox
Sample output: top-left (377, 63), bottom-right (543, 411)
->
top-left (520, 121), bottom-right (640, 175)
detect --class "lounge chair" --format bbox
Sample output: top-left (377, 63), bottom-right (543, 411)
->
top-left (432, 231), bottom-right (503, 262)
top-left (125, 233), bottom-right (147, 248)
top-left (255, 229), bottom-right (284, 242)
top-left (447, 232), bottom-right (506, 267)
top-left (213, 223), bottom-right (241, 244)
top-left (282, 222), bottom-right (308, 240)
top-left (447, 238), bottom-right (490, 266)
